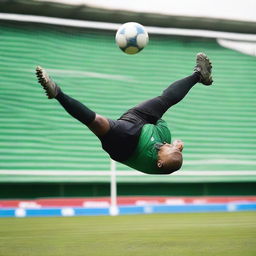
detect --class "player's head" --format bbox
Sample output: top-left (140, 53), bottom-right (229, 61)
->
top-left (157, 140), bottom-right (184, 173)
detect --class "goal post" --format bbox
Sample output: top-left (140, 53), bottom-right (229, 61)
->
top-left (109, 159), bottom-right (119, 216)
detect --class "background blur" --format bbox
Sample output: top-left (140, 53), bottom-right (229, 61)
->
top-left (0, 0), bottom-right (256, 199)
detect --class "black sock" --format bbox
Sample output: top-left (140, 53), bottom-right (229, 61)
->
top-left (161, 72), bottom-right (200, 107)
top-left (55, 90), bottom-right (96, 126)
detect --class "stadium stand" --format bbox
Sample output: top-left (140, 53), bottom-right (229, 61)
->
top-left (0, 19), bottom-right (255, 197)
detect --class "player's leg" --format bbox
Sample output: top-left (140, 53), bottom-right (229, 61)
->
top-left (35, 66), bottom-right (110, 137)
top-left (129, 52), bottom-right (212, 123)
top-left (161, 52), bottom-right (212, 107)
top-left (55, 91), bottom-right (110, 136)
top-left (132, 72), bottom-right (200, 123)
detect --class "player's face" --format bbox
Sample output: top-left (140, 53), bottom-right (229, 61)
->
top-left (158, 143), bottom-right (182, 158)
top-left (157, 140), bottom-right (184, 171)
top-left (160, 140), bottom-right (184, 154)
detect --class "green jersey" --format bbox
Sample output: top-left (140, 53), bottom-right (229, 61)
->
top-left (122, 119), bottom-right (171, 174)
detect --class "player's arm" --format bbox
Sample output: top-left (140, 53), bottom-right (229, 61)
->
top-left (173, 139), bottom-right (184, 151)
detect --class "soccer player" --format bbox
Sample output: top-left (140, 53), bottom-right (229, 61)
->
top-left (36, 52), bottom-right (212, 175)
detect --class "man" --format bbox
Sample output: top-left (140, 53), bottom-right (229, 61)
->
top-left (36, 52), bottom-right (212, 175)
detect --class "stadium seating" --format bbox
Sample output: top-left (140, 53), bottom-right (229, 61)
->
top-left (0, 21), bottom-right (256, 183)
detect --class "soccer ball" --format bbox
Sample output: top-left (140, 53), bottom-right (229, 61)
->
top-left (115, 22), bottom-right (149, 54)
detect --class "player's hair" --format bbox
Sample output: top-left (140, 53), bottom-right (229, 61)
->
top-left (161, 152), bottom-right (183, 174)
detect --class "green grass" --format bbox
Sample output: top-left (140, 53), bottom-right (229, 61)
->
top-left (0, 212), bottom-right (255, 256)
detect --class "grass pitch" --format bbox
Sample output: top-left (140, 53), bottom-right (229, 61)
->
top-left (0, 212), bottom-right (255, 256)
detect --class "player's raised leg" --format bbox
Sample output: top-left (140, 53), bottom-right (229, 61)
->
top-left (161, 52), bottom-right (213, 105)
top-left (35, 66), bottom-right (110, 136)
top-left (130, 52), bottom-right (213, 123)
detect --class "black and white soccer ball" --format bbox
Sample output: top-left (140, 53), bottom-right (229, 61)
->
top-left (115, 22), bottom-right (149, 54)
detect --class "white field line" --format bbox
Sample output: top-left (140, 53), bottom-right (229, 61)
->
top-left (1, 157), bottom-right (256, 165)
top-left (0, 170), bottom-right (256, 176)
top-left (0, 13), bottom-right (256, 41)
top-left (184, 160), bottom-right (256, 165)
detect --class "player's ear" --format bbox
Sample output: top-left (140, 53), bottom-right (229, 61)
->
top-left (157, 160), bottom-right (163, 168)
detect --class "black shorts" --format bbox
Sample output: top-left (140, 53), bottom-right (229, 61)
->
top-left (99, 96), bottom-right (168, 161)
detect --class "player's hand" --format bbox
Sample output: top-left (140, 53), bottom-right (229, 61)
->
top-left (173, 139), bottom-right (184, 152)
